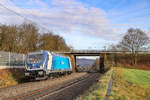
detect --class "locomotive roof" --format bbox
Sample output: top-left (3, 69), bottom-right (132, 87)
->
top-left (28, 50), bottom-right (68, 58)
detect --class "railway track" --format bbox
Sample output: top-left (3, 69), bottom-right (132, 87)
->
top-left (0, 76), bottom-right (60, 94)
top-left (4, 73), bottom-right (100, 100)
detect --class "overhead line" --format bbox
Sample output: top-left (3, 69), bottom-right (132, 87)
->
top-left (0, 2), bottom-right (149, 29)
top-left (0, 3), bottom-right (28, 21)
top-left (0, 2), bottom-right (51, 33)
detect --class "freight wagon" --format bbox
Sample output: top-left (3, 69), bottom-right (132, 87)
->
top-left (25, 50), bottom-right (72, 80)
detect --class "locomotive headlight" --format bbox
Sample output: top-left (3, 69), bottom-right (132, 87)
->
top-left (26, 66), bottom-right (29, 69)
top-left (40, 65), bottom-right (43, 68)
top-left (25, 72), bottom-right (30, 76)
top-left (38, 71), bottom-right (43, 75)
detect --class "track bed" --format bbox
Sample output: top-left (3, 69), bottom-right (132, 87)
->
top-left (39, 73), bottom-right (101, 100)
top-left (4, 73), bottom-right (100, 100)
top-left (0, 73), bottom-right (87, 100)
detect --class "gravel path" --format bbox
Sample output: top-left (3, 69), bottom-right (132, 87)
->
top-left (0, 73), bottom-right (87, 100)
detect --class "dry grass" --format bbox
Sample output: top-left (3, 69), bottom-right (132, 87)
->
top-left (108, 67), bottom-right (150, 100)
top-left (76, 69), bottom-right (112, 100)
top-left (0, 68), bottom-right (24, 88)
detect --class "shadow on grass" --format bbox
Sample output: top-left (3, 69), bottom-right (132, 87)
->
top-left (7, 68), bottom-right (26, 83)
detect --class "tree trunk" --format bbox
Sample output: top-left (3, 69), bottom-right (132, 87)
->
top-left (131, 52), bottom-right (138, 66)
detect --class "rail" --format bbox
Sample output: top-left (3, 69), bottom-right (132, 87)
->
top-left (5, 73), bottom-right (100, 100)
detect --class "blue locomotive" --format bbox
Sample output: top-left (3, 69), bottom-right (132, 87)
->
top-left (25, 50), bottom-right (72, 80)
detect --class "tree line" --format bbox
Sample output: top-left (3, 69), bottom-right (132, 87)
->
top-left (0, 23), bottom-right (70, 54)
top-left (108, 28), bottom-right (150, 66)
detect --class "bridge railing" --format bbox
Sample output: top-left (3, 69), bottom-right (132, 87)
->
top-left (56, 50), bottom-right (150, 54)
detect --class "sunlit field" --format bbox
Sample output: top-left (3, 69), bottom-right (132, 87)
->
top-left (109, 67), bottom-right (150, 100)
top-left (76, 67), bottom-right (150, 100)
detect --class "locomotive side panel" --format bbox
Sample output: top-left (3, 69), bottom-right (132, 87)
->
top-left (52, 55), bottom-right (71, 71)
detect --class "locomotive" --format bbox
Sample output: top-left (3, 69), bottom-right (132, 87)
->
top-left (24, 50), bottom-right (72, 80)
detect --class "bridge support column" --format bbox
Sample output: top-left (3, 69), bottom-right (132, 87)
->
top-left (99, 54), bottom-right (105, 73)
top-left (69, 55), bottom-right (76, 73)
top-left (114, 54), bottom-right (118, 67)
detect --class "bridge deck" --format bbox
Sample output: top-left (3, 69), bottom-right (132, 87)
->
top-left (56, 51), bottom-right (150, 56)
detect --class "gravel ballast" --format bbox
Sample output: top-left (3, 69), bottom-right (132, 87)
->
top-left (0, 73), bottom-right (87, 100)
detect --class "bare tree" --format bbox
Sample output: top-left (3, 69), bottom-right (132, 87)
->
top-left (0, 25), bottom-right (18, 52)
top-left (18, 23), bottom-right (39, 53)
top-left (119, 28), bottom-right (149, 65)
top-left (38, 33), bottom-right (57, 51)
top-left (38, 33), bottom-right (70, 51)
top-left (0, 22), bottom-right (70, 53)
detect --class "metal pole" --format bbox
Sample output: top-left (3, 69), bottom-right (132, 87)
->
top-left (23, 54), bottom-right (25, 67)
top-left (9, 52), bottom-right (10, 68)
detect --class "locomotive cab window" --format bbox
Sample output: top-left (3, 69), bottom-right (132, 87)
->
top-left (28, 54), bottom-right (43, 64)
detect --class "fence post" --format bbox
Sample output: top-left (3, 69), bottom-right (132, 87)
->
top-left (9, 52), bottom-right (10, 68)
top-left (23, 54), bottom-right (25, 67)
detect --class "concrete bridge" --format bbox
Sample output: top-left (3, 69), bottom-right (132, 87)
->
top-left (56, 50), bottom-right (150, 73)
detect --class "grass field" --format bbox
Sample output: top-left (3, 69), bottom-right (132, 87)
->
top-left (76, 67), bottom-right (150, 100)
top-left (108, 67), bottom-right (150, 100)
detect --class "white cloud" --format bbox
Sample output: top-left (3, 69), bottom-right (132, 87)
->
top-left (0, 0), bottom-right (120, 40)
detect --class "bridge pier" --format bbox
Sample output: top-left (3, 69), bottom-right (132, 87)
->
top-left (69, 55), bottom-right (76, 73)
top-left (99, 54), bottom-right (105, 73)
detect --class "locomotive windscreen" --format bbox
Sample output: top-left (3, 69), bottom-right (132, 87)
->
top-left (27, 54), bottom-right (43, 64)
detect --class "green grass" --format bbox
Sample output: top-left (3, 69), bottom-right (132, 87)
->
top-left (76, 69), bottom-right (113, 100)
top-left (108, 67), bottom-right (150, 100)
top-left (123, 68), bottom-right (150, 89)
top-left (76, 67), bottom-right (150, 100)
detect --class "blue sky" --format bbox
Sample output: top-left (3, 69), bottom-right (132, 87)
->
top-left (0, 0), bottom-right (150, 50)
